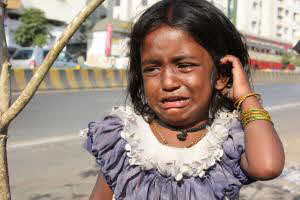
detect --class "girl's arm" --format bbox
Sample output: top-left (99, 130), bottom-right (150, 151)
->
top-left (219, 55), bottom-right (285, 180)
top-left (89, 173), bottom-right (113, 200)
top-left (239, 96), bottom-right (285, 180)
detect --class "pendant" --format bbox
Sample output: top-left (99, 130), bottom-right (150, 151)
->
top-left (177, 131), bottom-right (188, 141)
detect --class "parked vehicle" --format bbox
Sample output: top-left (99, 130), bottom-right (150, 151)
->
top-left (10, 47), bottom-right (80, 69)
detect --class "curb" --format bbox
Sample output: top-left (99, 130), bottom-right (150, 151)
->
top-left (11, 68), bottom-right (127, 92)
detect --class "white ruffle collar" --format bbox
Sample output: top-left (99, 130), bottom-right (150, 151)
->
top-left (111, 106), bottom-right (238, 181)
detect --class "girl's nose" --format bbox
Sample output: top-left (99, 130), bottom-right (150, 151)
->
top-left (161, 67), bottom-right (180, 91)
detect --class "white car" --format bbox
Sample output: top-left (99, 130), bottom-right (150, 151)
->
top-left (10, 47), bottom-right (80, 69)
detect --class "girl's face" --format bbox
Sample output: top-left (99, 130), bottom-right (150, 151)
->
top-left (141, 25), bottom-right (214, 127)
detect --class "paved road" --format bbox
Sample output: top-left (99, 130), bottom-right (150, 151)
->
top-left (8, 88), bottom-right (127, 144)
top-left (7, 83), bottom-right (300, 199)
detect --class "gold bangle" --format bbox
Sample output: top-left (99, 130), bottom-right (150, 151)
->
top-left (242, 117), bottom-right (272, 126)
top-left (242, 117), bottom-right (273, 127)
top-left (234, 93), bottom-right (261, 111)
top-left (240, 108), bottom-right (273, 127)
top-left (240, 109), bottom-right (269, 119)
top-left (240, 108), bottom-right (270, 118)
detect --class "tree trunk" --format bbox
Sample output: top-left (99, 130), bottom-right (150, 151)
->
top-left (0, 132), bottom-right (10, 200)
top-left (0, 1), bottom-right (10, 199)
top-left (0, 0), bottom-right (106, 199)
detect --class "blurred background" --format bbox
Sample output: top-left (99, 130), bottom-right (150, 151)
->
top-left (2, 0), bottom-right (300, 199)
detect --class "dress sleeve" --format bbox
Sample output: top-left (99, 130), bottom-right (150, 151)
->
top-left (84, 115), bottom-right (126, 190)
top-left (221, 118), bottom-right (255, 185)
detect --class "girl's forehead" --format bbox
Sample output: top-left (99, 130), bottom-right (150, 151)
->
top-left (144, 25), bottom-right (192, 42)
top-left (142, 26), bottom-right (195, 51)
top-left (141, 25), bottom-right (210, 59)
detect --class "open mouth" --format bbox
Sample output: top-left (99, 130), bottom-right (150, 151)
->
top-left (161, 96), bottom-right (190, 103)
top-left (160, 96), bottom-right (190, 109)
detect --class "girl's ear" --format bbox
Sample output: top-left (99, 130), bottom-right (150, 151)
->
top-left (214, 75), bottom-right (230, 91)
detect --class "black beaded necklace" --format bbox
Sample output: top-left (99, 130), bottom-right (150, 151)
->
top-left (154, 119), bottom-right (208, 141)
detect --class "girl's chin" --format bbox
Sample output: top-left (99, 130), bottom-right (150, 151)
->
top-left (156, 115), bottom-right (191, 126)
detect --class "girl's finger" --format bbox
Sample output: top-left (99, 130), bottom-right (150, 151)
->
top-left (220, 55), bottom-right (243, 69)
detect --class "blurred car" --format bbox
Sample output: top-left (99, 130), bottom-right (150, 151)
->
top-left (10, 47), bottom-right (80, 69)
top-left (54, 51), bottom-right (81, 69)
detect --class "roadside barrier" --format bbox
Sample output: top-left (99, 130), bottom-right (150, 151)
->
top-left (9, 68), bottom-right (300, 92)
top-left (11, 68), bottom-right (127, 92)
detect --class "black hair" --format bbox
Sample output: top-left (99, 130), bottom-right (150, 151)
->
top-left (127, 0), bottom-right (250, 120)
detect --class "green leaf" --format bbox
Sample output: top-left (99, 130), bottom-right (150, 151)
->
top-left (14, 8), bottom-right (49, 47)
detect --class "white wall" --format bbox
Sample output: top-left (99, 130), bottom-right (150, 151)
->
top-left (5, 17), bottom-right (21, 48)
top-left (87, 31), bottom-right (107, 67)
top-left (86, 30), bottom-right (130, 68)
top-left (21, 0), bottom-right (88, 23)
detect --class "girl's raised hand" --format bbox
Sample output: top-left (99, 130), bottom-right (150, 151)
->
top-left (219, 55), bottom-right (253, 101)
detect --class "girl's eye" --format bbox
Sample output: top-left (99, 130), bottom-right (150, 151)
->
top-left (142, 66), bottom-right (160, 74)
top-left (177, 63), bottom-right (196, 71)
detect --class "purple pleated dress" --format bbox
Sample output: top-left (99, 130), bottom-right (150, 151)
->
top-left (84, 107), bottom-right (254, 200)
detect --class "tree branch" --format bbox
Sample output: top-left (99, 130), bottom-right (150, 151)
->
top-left (0, 0), bottom-right (10, 131)
top-left (0, 0), bottom-right (106, 129)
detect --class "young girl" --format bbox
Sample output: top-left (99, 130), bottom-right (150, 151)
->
top-left (85, 0), bottom-right (285, 199)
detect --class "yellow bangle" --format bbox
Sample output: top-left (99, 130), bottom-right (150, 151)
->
top-left (234, 93), bottom-right (261, 111)
top-left (242, 117), bottom-right (273, 127)
top-left (240, 109), bottom-right (269, 118)
top-left (240, 108), bottom-right (273, 127)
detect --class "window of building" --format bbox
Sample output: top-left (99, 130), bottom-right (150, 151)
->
top-left (115, 0), bottom-right (120, 6)
top-left (253, 1), bottom-right (258, 9)
top-left (277, 25), bottom-right (282, 31)
top-left (285, 9), bottom-right (289, 16)
top-left (293, 29), bottom-right (296, 37)
top-left (276, 33), bottom-right (282, 38)
top-left (251, 21), bottom-right (257, 30)
top-left (293, 13), bottom-right (298, 21)
top-left (142, 0), bottom-right (148, 6)
top-left (284, 27), bottom-right (288, 34)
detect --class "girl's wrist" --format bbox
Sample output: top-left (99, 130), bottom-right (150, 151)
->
top-left (240, 96), bottom-right (263, 111)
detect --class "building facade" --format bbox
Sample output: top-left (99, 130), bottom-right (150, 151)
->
top-left (108, 0), bottom-right (300, 45)
top-left (236, 0), bottom-right (300, 45)
top-left (108, 0), bottom-right (228, 22)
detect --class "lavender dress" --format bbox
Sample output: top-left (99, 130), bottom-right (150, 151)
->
top-left (85, 107), bottom-right (254, 200)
